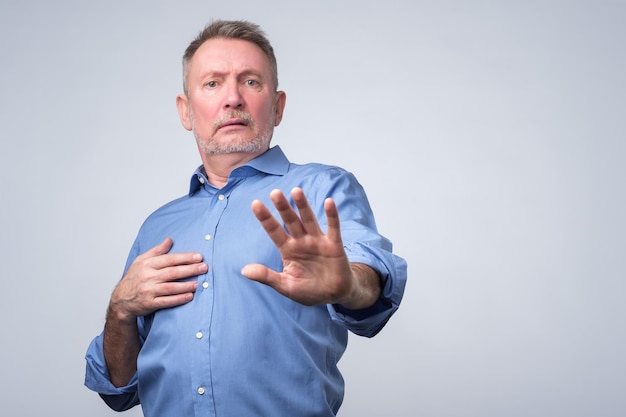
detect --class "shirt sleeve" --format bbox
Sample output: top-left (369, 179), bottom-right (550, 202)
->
top-left (306, 167), bottom-right (408, 337)
top-left (84, 332), bottom-right (140, 411)
top-left (328, 242), bottom-right (407, 337)
top-left (84, 240), bottom-right (143, 411)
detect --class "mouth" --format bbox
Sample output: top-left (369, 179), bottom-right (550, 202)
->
top-left (218, 118), bottom-right (250, 130)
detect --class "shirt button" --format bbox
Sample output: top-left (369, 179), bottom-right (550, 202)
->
top-left (197, 387), bottom-right (205, 395)
top-left (196, 332), bottom-right (203, 339)
top-left (202, 282), bottom-right (209, 289)
top-left (204, 234), bottom-right (212, 241)
top-left (218, 194), bottom-right (225, 201)
top-left (198, 177), bottom-right (205, 184)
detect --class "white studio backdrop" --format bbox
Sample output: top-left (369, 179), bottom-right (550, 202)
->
top-left (1, 1), bottom-right (624, 416)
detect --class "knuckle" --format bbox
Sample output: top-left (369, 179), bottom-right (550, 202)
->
top-left (164, 267), bottom-right (180, 280)
top-left (160, 281), bottom-right (178, 294)
top-left (164, 253), bottom-right (176, 265)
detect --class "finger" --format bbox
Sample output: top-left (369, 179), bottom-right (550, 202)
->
top-left (152, 292), bottom-right (196, 310)
top-left (251, 199), bottom-right (290, 247)
top-left (324, 198), bottom-right (343, 244)
top-left (151, 251), bottom-right (205, 270)
top-left (269, 189), bottom-right (306, 238)
top-left (135, 237), bottom-right (174, 261)
top-left (156, 279), bottom-right (199, 297)
top-left (291, 187), bottom-right (322, 236)
top-left (157, 262), bottom-right (208, 283)
top-left (241, 263), bottom-right (282, 288)
top-left (134, 238), bottom-right (204, 270)
top-left (241, 264), bottom-right (318, 307)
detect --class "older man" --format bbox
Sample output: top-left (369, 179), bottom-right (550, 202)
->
top-left (85, 19), bottom-right (407, 416)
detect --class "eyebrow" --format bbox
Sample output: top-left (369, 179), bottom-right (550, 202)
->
top-left (198, 69), bottom-right (265, 81)
top-left (238, 69), bottom-right (263, 79)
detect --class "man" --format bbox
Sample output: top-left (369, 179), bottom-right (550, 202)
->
top-left (85, 19), bottom-right (407, 416)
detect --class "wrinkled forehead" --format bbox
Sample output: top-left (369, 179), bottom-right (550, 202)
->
top-left (188, 38), bottom-right (272, 76)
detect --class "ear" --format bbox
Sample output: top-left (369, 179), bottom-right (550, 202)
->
top-left (176, 94), bottom-right (192, 131)
top-left (273, 91), bottom-right (287, 126)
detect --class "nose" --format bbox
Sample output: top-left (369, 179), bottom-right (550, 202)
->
top-left (223, 81), bottom-right (243, 109)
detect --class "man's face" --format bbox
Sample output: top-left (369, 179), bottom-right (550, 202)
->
top-left (177, 38), bottom-right (286, 158)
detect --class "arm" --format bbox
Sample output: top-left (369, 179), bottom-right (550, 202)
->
top-left (241, 187), bottom-right (381, 309)
top-left (344, 262), bottom-right (383, 310)
top-left (103, 307), bottom-right (141, 388)
top-left (103, 238), bottom-right (207, 387)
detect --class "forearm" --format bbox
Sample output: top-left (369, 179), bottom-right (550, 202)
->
top-left (339, 263), bottom-right (382, 310)
top-left (103, 305), bottom-right (140, 388)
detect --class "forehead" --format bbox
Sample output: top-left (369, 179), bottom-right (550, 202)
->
top-left (188, 37), bottom-right (271, 75)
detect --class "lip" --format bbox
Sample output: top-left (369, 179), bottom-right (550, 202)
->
top-left (218, 118), bottom-right (249, 130)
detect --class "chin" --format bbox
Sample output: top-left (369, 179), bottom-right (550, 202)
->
top-left (197, 137), bottom-right (270, 156)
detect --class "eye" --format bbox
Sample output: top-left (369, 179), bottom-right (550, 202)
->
top-left (206, 80), bottom-right (218, 88)
top-left (246, 79), bottom-right (259, 87)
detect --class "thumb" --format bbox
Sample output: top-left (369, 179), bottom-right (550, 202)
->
top-left (139, 237), bottom-right (173, 260)
top-left (241, 264), bottom-right (279, 287)
top-left (154, 237), bottom-right (174, 254)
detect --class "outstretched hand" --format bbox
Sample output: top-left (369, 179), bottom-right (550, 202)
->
top-left (241, 187), bottom-right (380, 308)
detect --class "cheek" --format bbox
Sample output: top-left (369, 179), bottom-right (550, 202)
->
top-left (190, 106), bottom-right (216, 128)
top-left (258, 103), bottom-right (278, 124)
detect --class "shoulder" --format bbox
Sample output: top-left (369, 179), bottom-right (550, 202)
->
top-left (282, 161), bottom-right (369, 209)
top-left (286, 161), bottom-right (353, 182)
top-left (136, 193), bottom-right (196, 235)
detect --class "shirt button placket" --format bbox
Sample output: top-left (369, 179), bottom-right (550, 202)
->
top-left (202, 232), bottom-right (212, 291)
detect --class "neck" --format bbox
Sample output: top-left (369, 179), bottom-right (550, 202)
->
top-left (200, 150), bottom-right (264, 188)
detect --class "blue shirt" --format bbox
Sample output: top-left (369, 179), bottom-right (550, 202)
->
top-left (85, 146), bottom-right (407, 417)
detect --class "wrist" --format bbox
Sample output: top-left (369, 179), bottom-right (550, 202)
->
top-left (107, 301), bottom-right (137, 325)
top-left (338, 263), bottom-right (381, 310)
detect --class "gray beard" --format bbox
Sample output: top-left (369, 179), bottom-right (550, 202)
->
top-left (192, 110), bottom-right (274, 156)
top-left (195, 132), bottom-right (271, 156)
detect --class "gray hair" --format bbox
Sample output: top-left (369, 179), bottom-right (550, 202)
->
top-left (182, 20), bottom-right (279, 95)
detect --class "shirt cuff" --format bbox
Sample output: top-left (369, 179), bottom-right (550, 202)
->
top-left (329, 244), bottom-right (407, 337)
top-left (84, 333), bottom-right (136, 392)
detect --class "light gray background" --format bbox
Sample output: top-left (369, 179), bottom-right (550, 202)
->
top-left (1, 1), bottom-right (624, 416)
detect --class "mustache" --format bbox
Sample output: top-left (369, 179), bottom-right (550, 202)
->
top-left (213, 110), bottom-right (254, 129)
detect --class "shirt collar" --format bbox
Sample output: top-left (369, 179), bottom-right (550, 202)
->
top-left (188, 146), bottom-right (290, 194)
